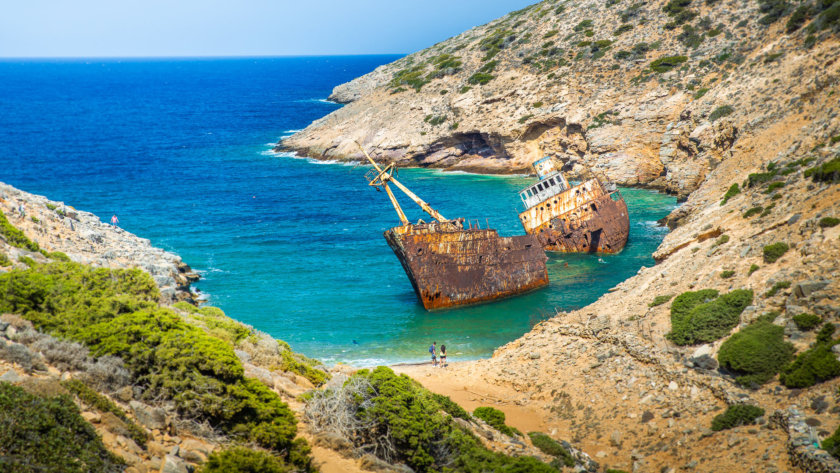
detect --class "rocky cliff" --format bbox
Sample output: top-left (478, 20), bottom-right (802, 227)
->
top-left (281, 0), bottom-right (838, 199)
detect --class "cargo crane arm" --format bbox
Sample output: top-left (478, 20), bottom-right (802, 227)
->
top-left (356, 142), bottom-right (447, 224)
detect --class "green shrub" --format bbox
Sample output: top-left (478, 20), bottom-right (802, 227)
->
top-left (650, 55), bottom-right (688, 73)
top-left (0, 210), bottom-right (40, 252)
top-left (765, 181), bottom-right (785, 193)
top-left (666, 289), bottom-right (753, 345)
top-left (459, 86), bottom-right (472, 94)
top-left (793, 313), bottom-right (822, 331)
top-left (389, 65), bottom-right (430, 91)
top-left (721, 270), bottom-right (736, 279)
top-left (574, 19), bottom-right (593, 31)
top-left (694, 87), bottom-right (710, 99)
top-left (780, 324), bottom-right (840, 388)
top-left (757, 0), bottom-right (791, 25)
top-left (431, 393), bottom-right (470, 420)
top-left (528, 432), bottom-right (574, 467)
top-left (763, 242), bottom-right (789, 263)
top-left (786, 4), bottom-right (812, 31)
top-left (764, 280), bottom-right (790, 297)
top-left (721, 183), bottom-right (740, 205)
top-left (474, 406), bottom-right (520, 437)
top-left (468, 72), bottom-right (495, 85)
top-left (518, 114), bottom-right (535, 124)
top-left (0, 382), bottom-right (125, 473)
top-left (199, 447), bottom-right (291, 473)
top-left (718, 319), bottom-right (795, 387)
top-left (711, 404), bottom-right (765, 431)
top-left (650, 294), bottom-right (674, 307)
top-left (804, 157), bottom-right (840, 183)
top-left (748, 264), bottom-right (760, 275)
top-left (709, 105), bottom-right (735, 121)
top-left (0, 252), bottom-right (10, 267)
top-left (543, 29), bottom-right (559, 38)
top-left (340, 367), bottom-right (554, 472)
top-left (819, 217), bottom-right (840, 228)
top-left (714, 234), bottom-right (730, 246)
top-left (61, 379), bottom-right (147, 448)
top-left (0, 262), bottom-right (312, 469)
top-left (613, 23), bottom-right (634, 35)
top-left (823, 424), bottom-right (840, 459)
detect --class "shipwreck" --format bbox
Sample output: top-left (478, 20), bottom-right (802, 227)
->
top-left (357, 144), bottom-right (549, 310)
top-left (517, 157), bottom-right (629, 254)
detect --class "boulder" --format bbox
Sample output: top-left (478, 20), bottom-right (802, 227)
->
top-left (161, 454), bottom-right (191, 473)
top-left (130, 400), bottom-right (167, 430)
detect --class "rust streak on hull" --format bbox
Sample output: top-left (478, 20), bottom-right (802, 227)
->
top-left (384, 221), bottom-right (549, 310)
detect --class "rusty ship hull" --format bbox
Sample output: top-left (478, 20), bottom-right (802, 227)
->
top-left (519, 178), bottom-right (629, 254)
top-left (384, 221), bottom-right (549, 310)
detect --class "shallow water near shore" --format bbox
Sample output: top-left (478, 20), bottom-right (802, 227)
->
top-left (0, 57), bottom-right (676, 365)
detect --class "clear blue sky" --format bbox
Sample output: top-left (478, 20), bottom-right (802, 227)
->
top-left (0, 0), bottom-right (537, 57)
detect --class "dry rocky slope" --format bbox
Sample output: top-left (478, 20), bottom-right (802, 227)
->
top-left (282, 0), bottom-right (838, 200)
top-left (284, 0), bottom-right (840, 471)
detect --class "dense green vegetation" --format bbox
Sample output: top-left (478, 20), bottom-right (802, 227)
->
top-left (823, 424), bottom-right (840, 460)
top-left (711, 404), bottom-right (765, 431)
top-left (473, 406), bottom-right (520, 437)
top-left (780, 324), bottom-right (840, 388)
top-left (666, 289), bottom-right (753, 345)
top-left (527, 432), bottom-right (574, 467)
top-left (709, 105), bottom-right (735, 122)
top-left (763, 242), bottom-right (789, 263)
top-left (431, 392), bottom-right (470, 420)
top-left (62, 379), bottom-right (147, 448)
top-left (321, 367), bottom-right (555, 472)
top-left (649, 55), bottom-right (688, 73)
top-left (0, 261), bottom-right (312, 470)
top-left (743, 206), bottom-right (763, 218)
top-left (0, 210), bottom-right (40, 252)
top-left (718, 316), bottom-right (795, 387)
top-left (819, 217), bottom-right (840, 228)
top-left (720, 270), bottom-right (735, 279)
top-left (793, 313), bottom-right (822, 331)
top-left (0, 382), bottom-right (124, 473)
top-left (199, 447), bottom-right (292, 473)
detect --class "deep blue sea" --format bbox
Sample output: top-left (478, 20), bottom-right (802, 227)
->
top-left (0, 57), bottom-right (676, 365)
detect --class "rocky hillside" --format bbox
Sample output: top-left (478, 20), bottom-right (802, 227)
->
top-left (281, 0), bottom-right (839, 199)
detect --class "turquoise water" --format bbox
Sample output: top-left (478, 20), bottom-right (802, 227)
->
top-left (0, 58), bottom-right (676, 364)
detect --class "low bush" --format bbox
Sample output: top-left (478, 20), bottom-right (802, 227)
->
top-left (819, 217), bottom-right (840, 228)
top-left (718, 319), bottom-right (795, 387)
top-left (0, 382), bottom-right (125, 473)
top-left (763, 242), bottom-right (789, 263)
top-left (765, 182), bottom-right (785, 193)
top-left (711, 404), bottom-right (765, 431)
top-left (709, 105), bottom-right (735, 121)
top-left (431, 392), bottom-right (470, 420)
top-left (468, 72), bottom-right (494, 85)
top-left (0, 210), bottom-right (40, 252)
top-left (666, 289), bottom-right (753, 345)
top-left (793, 313), bottom-right (822, 331)
top-left (764, 280), bottom-right (790, 297)
top-left (714, 234), bottom-right (730, 246)
top-left (780, 324), bottom-right (840, 388)
top-left (721, 270), bottom-right (736, 279)
top-left (304, 367), bottom-right (554, 472)
top-left (0, 261), bottom-right (313, 469)
top-left (758, 0), bottom-right (791, 25)
top-left (786, 4), bottom-right (812, 31)
top-left (721, 183), bottom-right (740, 205)
top-left (823, 424), bottom-right (840, 460)
top-left (474, 406), bottom-right (520, 437)
top-left (199, 447), bottom-right (291, 473)
top-left (748, 264), bottom-right (760, 275)
top-left (650, 55), bottom-right (688, 73)
top-left (650, 294), bottom-right (674, 307)
top-left (804, 157), bottom-right (840, 183)
top-left (528, 432), bottom-right (574, 467)
top-left (613, 23), bottom-right (634, 35)
top-left (0, 251), bottom-right (10, 267)
top-left (694, 87), bottom-right (709, 99)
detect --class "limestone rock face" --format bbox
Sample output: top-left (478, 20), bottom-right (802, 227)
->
top-left (280, 0), bottom-right (835, 200)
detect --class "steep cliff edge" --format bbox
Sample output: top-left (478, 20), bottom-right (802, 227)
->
top-left (281, 0), bottom-right (838, 199)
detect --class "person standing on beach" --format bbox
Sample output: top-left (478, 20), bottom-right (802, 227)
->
top-left (110, 214), bottom-right (119, 227)
top-left (440, 344), bottom-right (447, 368)
top-left (429, 341), bottom-right (437, 367)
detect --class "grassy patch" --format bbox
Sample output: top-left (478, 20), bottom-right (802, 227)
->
top-left (804, 157), bottom-right (840, 183)
top-left (721, 270), bottom-right (736, 279)
top-left (528, 432), bottom-right (574, 467)
top-left (763, 242), bottom-right (789, 263)
top-left (819, 217), bottom-right (840, 228)
top-left (650, 55), bottom-right (688, 73)
top-left (764, 280), bottom-right (791, 297)
top-left (650, 294), bottom-right (674, 307)
top-left (0, 210), bottom-right (40, 252)
top-left (198, 447), bottom-right (292, 473)
top-left (0, 382), bottom-right (125, 473)
top-left (721, 183), bottom-right (740, 204)
top-left (780, 324), bottom-right (840, 388)
top-left (666, 289), bottom-right (753, 345)
top-left (718, 318), bottom-right (795, 387)
top-left (709, 105), bottom-right (735, 121)
top-left (711, 404), bottom-right (765, 431)
top-left (743, 207), bottom-right (763, 218)
top-left (748, 264), bottom-right (760, 275)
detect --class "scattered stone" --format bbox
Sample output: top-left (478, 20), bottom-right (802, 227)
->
top-left (129, 400), bottom-right (167, 430)
top-left (0, 370), bottom-right (22, 383)
top-left (161, 454), bottom-right (191, 473)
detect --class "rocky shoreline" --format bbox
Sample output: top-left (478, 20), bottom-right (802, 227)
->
top-left (0, 182), bottom-right (199, 303)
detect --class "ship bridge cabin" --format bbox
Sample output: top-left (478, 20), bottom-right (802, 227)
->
top-left (518, 157), bottom-right (571, 210)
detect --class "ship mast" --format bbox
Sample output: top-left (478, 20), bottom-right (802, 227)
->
top-left (356, 142), bottom-right (448, 224)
